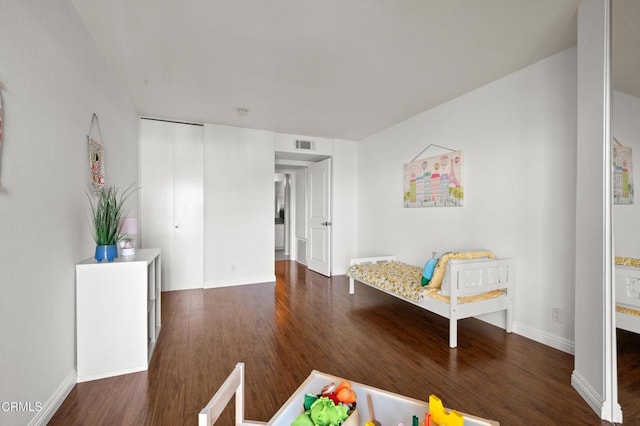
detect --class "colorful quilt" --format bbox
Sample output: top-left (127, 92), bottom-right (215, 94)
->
top-left (346, 260), bottom-right (504, 304)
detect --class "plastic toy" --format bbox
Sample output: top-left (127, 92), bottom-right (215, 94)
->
top-left (334, 381), bottom-right (356, 404)
top-left (428, 395), bottom-right (463, 426)
top-left (292, 381), bottom-right (357, 426)
top-left (422, 252), bottom-right (439, 286)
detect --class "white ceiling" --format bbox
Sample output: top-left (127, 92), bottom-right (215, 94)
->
top-left (69, 0), bottom-right (633, 141)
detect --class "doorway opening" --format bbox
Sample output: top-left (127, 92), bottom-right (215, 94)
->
top-left (274, 151), bottom-right (333, 274)
top-left (275, 172), bottom-right (291, 261)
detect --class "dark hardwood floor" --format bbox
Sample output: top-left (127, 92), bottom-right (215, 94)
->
top-left (49, 261), bottom-right (639, 425)
top-left (617, 328), bottom-right (640, 424)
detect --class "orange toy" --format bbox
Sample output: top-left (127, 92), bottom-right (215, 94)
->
top-left (334, 381), bottom-right (357, 404)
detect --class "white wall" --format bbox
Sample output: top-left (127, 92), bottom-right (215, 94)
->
top-left (573, 0), bottom-right (621, 421)
top-left (357, 46), bottom-right (578, 351)
top-left (332, 139), bottom-right (359, 274)
top-left (204, 124), bottom-right (275, 287)
top-left (613, 90), bottom-right (640, 257)
top-left (0, 1), bottom-right (139, 425)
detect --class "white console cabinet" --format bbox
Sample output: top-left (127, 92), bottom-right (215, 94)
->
top-left (76, 248), bottom-right (161, 383)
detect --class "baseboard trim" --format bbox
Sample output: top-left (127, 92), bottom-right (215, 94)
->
top-left (29, 369), bottom-right (76, 426)
top-left (460, 314), bottom-right (575, 355)
top-left (571, 370), bottom-right (623, 423)
top-left (77, 365), bottom-right (147, 383)
top-left (571, 370), bottom-right (608, 420)
top-left (331, 266), bottom-right (348, 275)
top-left (513, 321), bottom-right (575, 354)
top-left (204, 275), bottom-right (276, 288)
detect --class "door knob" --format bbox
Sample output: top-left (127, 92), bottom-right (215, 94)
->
top-left (321, 221), bottom-right (332, 226)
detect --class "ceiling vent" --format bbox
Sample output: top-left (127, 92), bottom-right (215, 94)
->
top-left (295, 139), bottom-right (314, 150)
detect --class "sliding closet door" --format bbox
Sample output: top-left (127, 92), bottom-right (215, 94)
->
top-left (140, 118), bottom-right (204, 291)
top-left (171, 123), bottom-right (204, 289)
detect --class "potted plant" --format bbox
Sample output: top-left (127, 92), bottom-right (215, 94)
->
top-left (87, 184), bottom-right (135, 262)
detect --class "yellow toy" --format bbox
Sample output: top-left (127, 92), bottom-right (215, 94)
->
top-left (428, 395), bottom-right (463, 426)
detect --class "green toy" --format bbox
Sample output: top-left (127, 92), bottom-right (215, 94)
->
top-left (291, 396), bottom-right (349, 426)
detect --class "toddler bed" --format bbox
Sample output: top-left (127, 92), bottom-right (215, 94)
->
top-left (346, 252), bottom-right (514, 348)
top-left (614, 257), bottom-right (640, 334)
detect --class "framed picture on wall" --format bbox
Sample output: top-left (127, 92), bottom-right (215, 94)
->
top-left (613, 143), bottom-right (633, 204)
top-left (87, 114), bottom-right (106, 194)
top-left (0, 81), bottom-right (4, 189)
top-left (403, 149), bottom-right (464, 207)
top-left (89, 138), bottom-right (105, 192)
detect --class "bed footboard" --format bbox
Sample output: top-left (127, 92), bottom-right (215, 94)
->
top-left (615, 265), bottom-right (640, 334)
top-left (348, 256), bottom-right (397, 294)
top-left (615, 265), bottom-right (640, 310)
top-left (446, 258), bottom-right (514, 347)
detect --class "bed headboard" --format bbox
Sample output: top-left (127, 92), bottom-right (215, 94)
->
top-left (615, 265), bottom-right (640, 309)
top-left (445, 258), bottom-right (514, 297)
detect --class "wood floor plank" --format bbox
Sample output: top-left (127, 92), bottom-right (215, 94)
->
top-left (48, 261), bottom-right (637, 425)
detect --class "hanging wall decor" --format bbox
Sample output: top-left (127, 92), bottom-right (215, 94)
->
top-left (0, 81), bottom-right (4, 190)
top-left (0, 81), bottom-right (4, 143)
top-left (87, 113), bottom-right (105, 193)
top-left (613, 139), bottom-right (633, 204)
top-left (403, 145), bottom-right (464, 208)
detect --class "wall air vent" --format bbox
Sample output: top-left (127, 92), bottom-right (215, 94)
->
top-left (297, 240), bottom-right (307, 264)
top-left (295, 140), bottom-right (314, 150)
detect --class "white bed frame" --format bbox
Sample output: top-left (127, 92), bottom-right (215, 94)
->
top-left (348, 256), bottom-right (514, 348)
top-left (615, 265), bottom-right (640, 334)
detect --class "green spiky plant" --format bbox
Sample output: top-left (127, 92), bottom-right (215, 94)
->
top-left (87, 184), bottom-right (135, 246)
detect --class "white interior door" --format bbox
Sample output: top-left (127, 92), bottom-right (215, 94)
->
top-left (308, 158), bottom-right (332, 276)
top-left (171, 123), bottom-right (204, 290)
top-left (140, 119), bottom-right (204, 291)
top-left (140, 119), bottom-right (173, 286)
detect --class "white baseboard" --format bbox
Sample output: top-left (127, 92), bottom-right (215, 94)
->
top-left (571, 370), bottom-right (623, 423)
top-left (571, 369), bottom-right (624, 422)
top-left (572, 370), bottom-right (604, 418)
top-left (331, 266), bottom-right (348, 275)
top-left (512, 321), bottom-right (575, 354)
top-left (204, 275), bottom-right (276, 288)
top-left (29, 369), bottom-right (76, 426)
top-left (77, 365), bottom-right (146, 383)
